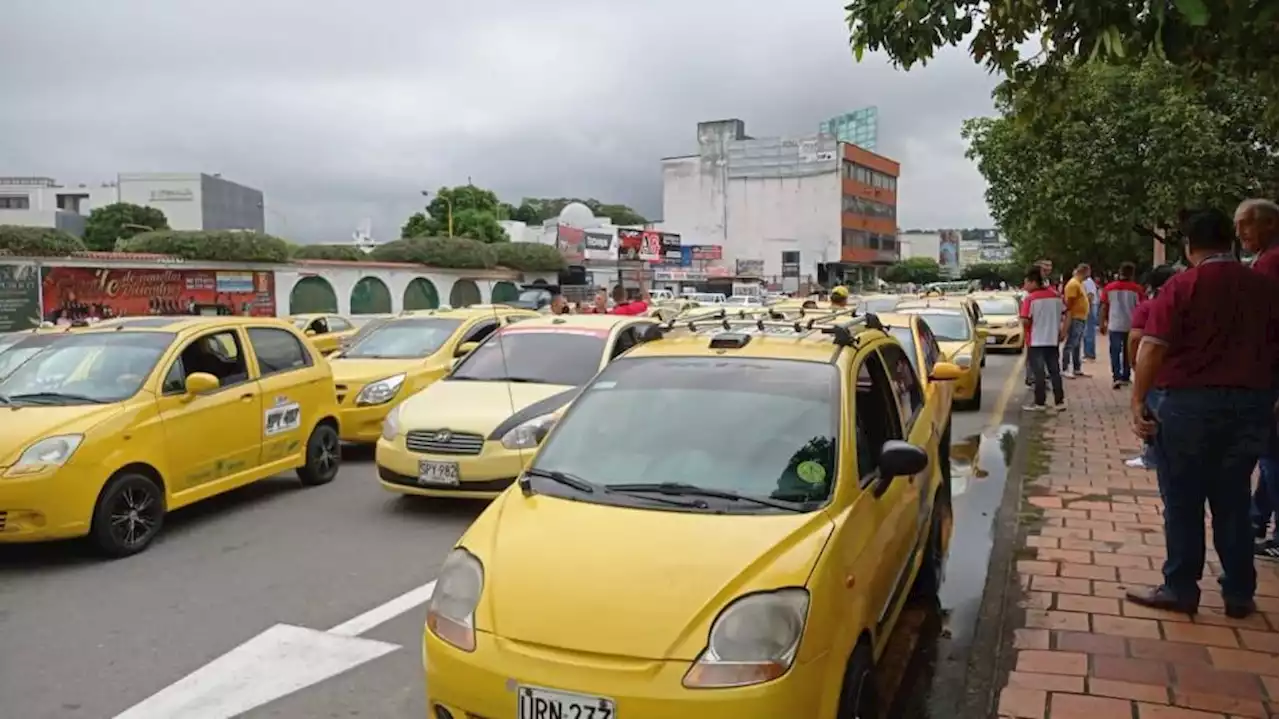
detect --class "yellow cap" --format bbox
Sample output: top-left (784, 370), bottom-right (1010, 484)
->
top-left (830, 285), bottom-right (850, 299)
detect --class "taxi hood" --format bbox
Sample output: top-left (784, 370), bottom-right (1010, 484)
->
top-left (0, 404), bottom-right (125, 467)
top-left (468, 493), bottom-right (834, 660)
top-left (329, 357), bottom-right (424, 385)
top-left (398, 379), bottom-right (575, 436)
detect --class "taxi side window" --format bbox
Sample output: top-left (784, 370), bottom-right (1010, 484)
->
top-left (461, 319), bottom-right (498, 344)
top-left (854, 353), bottom-right (904, 482)
top-left (610, 328), bottom-right (638, 358)
top-left (327, 316), bottom-right (352, 332)
top-left (918, 322), bottom-right (941, 373)
top-left (248, 328), bottom-right (314, 377)
top-left (162, 330), bottom-right (250, 394)
top-left (879, 343), bottom-right (924, 424)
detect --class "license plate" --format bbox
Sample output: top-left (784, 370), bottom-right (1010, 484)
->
top-left (517, 686), bottom-right (616, 719)
top-left (986, 336), bottom-right (999, 344)
top-left (417, 460), bottom-right (459, 486)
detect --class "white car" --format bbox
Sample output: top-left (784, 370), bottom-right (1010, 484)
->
top-left (723, 295), bottom-right (764, 307)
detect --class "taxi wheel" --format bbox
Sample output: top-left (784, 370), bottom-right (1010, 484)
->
top-left (297, 423), bottom-right (341, 486)
top-left (89, 473), bottom-right (166, 558)
top-left (836, 641), bottom-right (879, 719)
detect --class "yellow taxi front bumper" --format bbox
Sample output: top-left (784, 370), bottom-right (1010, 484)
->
top-left (425, 630), bottom-right (834, 719)
top-left (0, 466), bottom-right (94, 542)
top-left (376, 435), bottom-right (528, 499)
top-left (338, 404), bottom-right (396, 444)
top-left (983, 325), bottom-right (1024, 350)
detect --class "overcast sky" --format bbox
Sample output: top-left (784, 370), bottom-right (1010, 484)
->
top-left (2, 0), bottom-right (998, 242)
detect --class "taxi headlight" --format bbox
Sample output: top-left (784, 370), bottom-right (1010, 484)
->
top-left (684, 588), bottom-right (809, 689)
top-left (14, 434), bottom-right (84, 470)
top-left (356, 373), bottom-right (406, 406)
top-left (953, 352), bottom-right (972, 368)
top-left (381, 405), bottom-right (402, 441)
top-left (499, 413), bottom-right (557, 450)
top-left (426, 548), bottom-right (484, 652)
top-left (1005, 319), bottom-right (1021, 328)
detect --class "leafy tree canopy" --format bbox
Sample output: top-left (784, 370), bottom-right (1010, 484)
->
top-left (119, 230), bottom-right (292, 262)
top-left (83, 202), bottom-right (169, 252)
top-left (371, 237), bottom-right (497, 269)
top-left (402, 185), bottom-right (509, 243)
top-left (492, 242), bottom-right (566, 273)
top-left (0, 225), bottom-right (87, 256)
top-left (963, 59), bottom-right (1276, 273)
top-left (883, 257), bottom-right (943, 284)
top-left (962, 261), bottom-right (1024, 287)
top-left (508, 197), bottom-right (649, 226)
top-left (290, 244), bottom-right (369, 261)
top-left (845, 0), bottom-right (1279, 124)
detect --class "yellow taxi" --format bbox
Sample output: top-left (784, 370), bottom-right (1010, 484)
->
top-left (422, 309), bottom-right (963, 719)
top-left (290, 313), bottom-right (359, 355)
top-left (377, 314), bottom-right (658, 500)
top-left (327, 307), bottom-right (538, 444)
top-left (969, 292), bottom-right (1024, 351)
top-left (0, 316), bottom-right (341, 556)
top-left (854, 293), bottom-right (905, 314)
top-left (894, 300), bottom-right (986, 410)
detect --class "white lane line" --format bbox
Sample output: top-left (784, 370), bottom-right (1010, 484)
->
top-left (113, 579), bottom-right (439, 719)
top-left (328, 579), bottom-right (437, 637)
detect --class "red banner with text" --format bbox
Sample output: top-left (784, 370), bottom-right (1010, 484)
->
top-left (41, 267), bottom-right (277, 323)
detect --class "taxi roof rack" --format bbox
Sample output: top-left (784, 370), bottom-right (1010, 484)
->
top-left (665, 307), bottom-right (885, 348)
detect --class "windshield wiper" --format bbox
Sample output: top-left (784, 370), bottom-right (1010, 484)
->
top-left (605, 482), bottom-right (807, 512)
top-left (522, 467), bottom-right (601, 493)
top-left (7, 391), bottom-right (107, 405)
top-left (503, 377), bottom-right (548, 384)
top-left (0, 395), bottom-right (9, 406)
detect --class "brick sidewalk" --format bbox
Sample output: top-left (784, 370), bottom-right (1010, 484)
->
top-left (999, 366), bottom-right (1279, 719)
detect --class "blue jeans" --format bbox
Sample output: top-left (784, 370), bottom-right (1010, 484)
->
top-left (1151, 388), bottom-right (1273, 604)
top-left (1084, 306), bottom-right (1098, 359)
top-left (1251, 420), bottom-right (1279, 541)
top-left (1108, 331), bottom-right (1130, 382)
top-left (1061, 319), bottom-right (1086, 373)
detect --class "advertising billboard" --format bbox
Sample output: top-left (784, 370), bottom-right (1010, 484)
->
top-left (938, 230), bottom-right (960, 270)
top-left (0, 263), bottom-right (41, 332)
top-left (689, 245), bottom-right (723, 261)
top-left (618, 229), bottom-right (661, 262)
top-left (40, 267), bottom-right (276, 321)
top-left (735, 259), bottom-right (765, 276)
top-left (583, 230), bottom-right (614, 261)
top-left (658, 233), bottom-right (682, 265)
top-left (556, 225), bottom-right (585, 263)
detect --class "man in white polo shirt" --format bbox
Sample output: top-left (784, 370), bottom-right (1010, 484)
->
top-left (1020, 265), bottom-right (1069, 411)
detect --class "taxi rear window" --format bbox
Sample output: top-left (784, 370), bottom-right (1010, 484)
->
top-left (451, 331), bottom-right (605, 387)
top-left (532, 357), bottom-right (839, 510)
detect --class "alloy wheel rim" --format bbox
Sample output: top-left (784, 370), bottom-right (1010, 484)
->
top-left (314, 431), bottom-right (339, 476)
top-left (109, 485), bottom-right (160, 548)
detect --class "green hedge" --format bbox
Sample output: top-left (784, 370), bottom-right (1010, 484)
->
top-left (118, 230), bottom-right (291, 262)
top-left (371, 237), bottom-right (497, 269)
top-left (493, 242), bottom-right (566, 272)
top-left (290, 244), bottom-right (369, 261)
top-left (0, 225), bottom-right (87, 256)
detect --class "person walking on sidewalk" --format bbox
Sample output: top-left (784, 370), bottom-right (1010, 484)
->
top-left (1099, 262), bottom-right (1146, 389)
top-left (1236, 198), bottom-right (1279, 559)
top-left (1121, 265), bottom-right (1177, 469)
top-left (1126, 208), bottom-right (1279, 618)
top-left (1025, 259), bottom-right (1055, 387)
top-left (1083, 271), bottom-right (1100, 361)
top-left (1060, 264), bottom-right (1091, 378)
top-left (1020, 266), bottom-right (1068, 412)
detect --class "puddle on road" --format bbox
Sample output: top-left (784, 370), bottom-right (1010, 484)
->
top-left (878, 423), bottom-right (1019, 718)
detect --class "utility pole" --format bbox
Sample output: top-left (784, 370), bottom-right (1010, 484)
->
top-left (421, 190), bottom-right (453, 237)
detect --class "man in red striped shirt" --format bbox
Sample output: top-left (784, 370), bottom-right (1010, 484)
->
top-left (1099, 262), bottom-right (1146, 388)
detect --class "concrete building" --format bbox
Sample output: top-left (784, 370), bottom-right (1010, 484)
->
top-left (661, 118), bottom-right (900, 289)
top-left (0, 172), bottom-right (265, 237)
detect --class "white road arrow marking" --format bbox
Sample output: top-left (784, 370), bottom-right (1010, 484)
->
top-left (114, 580), bottom-right (437, 719)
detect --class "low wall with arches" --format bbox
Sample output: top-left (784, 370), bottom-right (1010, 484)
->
top-left (277, 260), bottom-right (555, 316)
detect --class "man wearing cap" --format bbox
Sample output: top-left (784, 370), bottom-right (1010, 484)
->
top-left (829, 286), bottom-right (850, 308)
top-left (1126, 208), bottom-right (1279, 618)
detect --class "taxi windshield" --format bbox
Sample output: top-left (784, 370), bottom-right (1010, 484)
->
top-left (0, 333), bottom-right (25, 352)
top-left (976, 298), bottom-right (1019, 316)
top-left (531, 357), bottom-right (838, 510)
top-left (342, 318), bottom-right (462, 359)
top-left (916, 313), bottom-right (971, 341)
top-left (451, 330), bottom-right (605, 386)
top-left (0, 332), bottom-right (175, 405)
top-left (860, 296), bottom-right (902, 313)
top-left (0, 335), bottom-right (67, 380)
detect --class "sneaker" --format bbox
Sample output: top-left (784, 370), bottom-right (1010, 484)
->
top-left (1053, 402), bottom-right (1068, 412)
top-left (1124, 456), bottom-right (1152, 469)
top-left (1255, 540), bottom-right (1279, 560)
top-left (1064, 372), bottom-right (1078, 379)
top-left (1072, 371), bottom-right (1090, 378)
top-left (1112, 380), bottom-right (1123, 389)
top-left (1022, 404), bottom-right (1047, 412)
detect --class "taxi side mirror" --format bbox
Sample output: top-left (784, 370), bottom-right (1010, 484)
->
top-left (455, 341), bottom-right (480, 358)
top-left (873, 440), bottom-right (929, 497)
top-left (929, 361), bottom-right (963, 382)
top-left (184, 372), bottom-right (220, 397)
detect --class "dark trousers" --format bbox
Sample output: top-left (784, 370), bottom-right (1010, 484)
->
top-left (1027, 346), bottom-right (1064, 406)
top-left (1251, 419), bottom-right (1280, 541)
top-left (1108, 330), bottom-right (1130, 382)
top-left (1151, 388), bottom-right (1273, 604)
top-left (1061, 319), bottom-right (1086, 373)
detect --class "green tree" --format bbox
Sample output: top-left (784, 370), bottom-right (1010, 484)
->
top-left (844, 0), bottom-right (1279, 125)
top-left (451, 208), bottom-right (509, 243)
top-left (290, 244), bottom-right (369, 261)
top-left (83, 202), bottom-right (169, 252)
top-left (492, 242), bottom-right (566, 272)
top-left (118, 230), bottom-right (291, 262)
top-left (883, 257), bottom-right (943, 284)
top-left (371, 237), bottom-right (497, 269)
top-left (402, 184), bottom-right (509, 242)
top-left (962, 60), bottom-right (1277, 272)
top-left (508, 197), bottom-right (648, 226)
top-left (962, 262), bottom-right (1023, 287)
top-left (401, 212), bottom-right (433, 239)
top-left (0, 225), bottom-right (86, 256)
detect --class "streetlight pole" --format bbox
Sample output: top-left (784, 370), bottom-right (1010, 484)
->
top-left (421, 190), bottom-right (453, 237)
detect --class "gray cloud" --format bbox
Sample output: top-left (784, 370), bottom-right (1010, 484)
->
top-left (1, 0), bottom-right (997, 241)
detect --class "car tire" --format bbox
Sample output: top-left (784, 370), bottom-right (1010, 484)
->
top-left (297, 422), bottom-right (342, 486)
top-left (89, 472), bottom-right (166, 558)
top-left (836, 640), bottom-right (880, 719)
top-left (910, 490), bottom-right (949, 600)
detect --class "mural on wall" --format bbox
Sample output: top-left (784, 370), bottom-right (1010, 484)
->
top-left (938, 230), bottom-right (961, 270)
top-left (0, 264), bottom-right (41, 332)
top-left (41, 267), bottom-right (276, 323)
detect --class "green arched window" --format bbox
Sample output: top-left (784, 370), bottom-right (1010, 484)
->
top-left (350, 276), bottom-right (393, 315)
top-left (449, 279), bottom-right (482, 308)
top-left (289, 276), bottom-right (339, 314)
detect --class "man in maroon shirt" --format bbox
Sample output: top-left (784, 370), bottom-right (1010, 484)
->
top-left (1125, 209), bottom-right (1279, 617)
top-left (1236, 199), bottom-right (1280, 557)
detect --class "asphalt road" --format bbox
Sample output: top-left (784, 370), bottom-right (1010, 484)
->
top-left (0, 352), bottom-right (1025, 719)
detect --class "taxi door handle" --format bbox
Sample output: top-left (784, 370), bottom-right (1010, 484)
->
top-left (239, 392), bottom-right (254, 402)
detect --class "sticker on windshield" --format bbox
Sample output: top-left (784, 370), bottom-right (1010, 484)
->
top-left (265, 402), bottom-right (301, 436)
top-left (796, 461), bottom-right (826, 485)
top-left (592, 381), bottom-right (617, 390)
